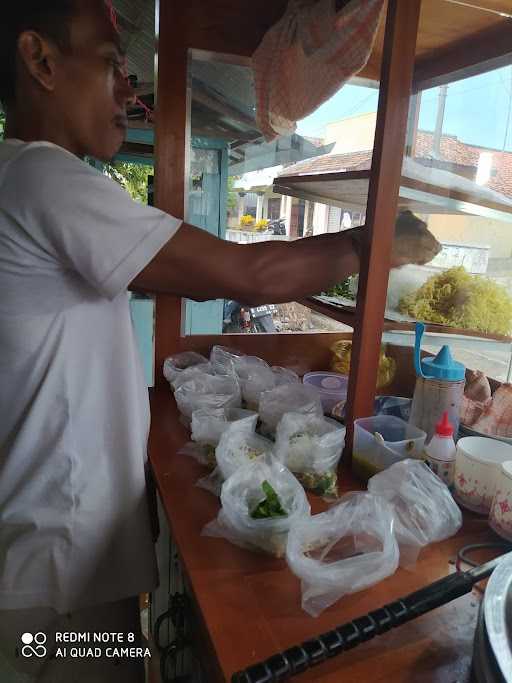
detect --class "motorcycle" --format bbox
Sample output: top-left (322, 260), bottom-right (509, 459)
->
top-left (266, 217), bottom-right (286, 236)
top-left (223, 300), bottom-right (277, 333)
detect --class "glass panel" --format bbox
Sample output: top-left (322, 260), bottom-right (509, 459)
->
top-left (186, 51), bottom-right (378, 334)
top-left (381, 12), bottom-right (512, 384)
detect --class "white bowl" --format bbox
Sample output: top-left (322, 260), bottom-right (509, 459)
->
top-left (454, 437), bottom-right (512, 515)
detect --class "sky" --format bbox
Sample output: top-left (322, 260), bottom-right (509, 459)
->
top-left (296, 65), bottom-right (512, 153)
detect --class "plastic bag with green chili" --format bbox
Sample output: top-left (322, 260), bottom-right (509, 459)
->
top-left (202, 455), bottom-right (310, 557)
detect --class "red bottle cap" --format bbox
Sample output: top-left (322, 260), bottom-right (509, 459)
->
top-left (436, 411), bottom-right (453, 437)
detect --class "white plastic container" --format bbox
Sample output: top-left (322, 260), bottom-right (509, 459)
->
top-left (488, 461), bottom-right (512, 542)
top-left (353, 415), bottom-right (427, 482)
top-left (424, 411), bottom-right (457, 489)
top-left (302, 372), bottom-right (348, 414)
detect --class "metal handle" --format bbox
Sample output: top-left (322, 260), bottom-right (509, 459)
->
top-left (232, 553), bottom-right (511, 683)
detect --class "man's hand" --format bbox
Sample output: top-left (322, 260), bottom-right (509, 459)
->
top-left (391, 210), bottom-right (441, 268)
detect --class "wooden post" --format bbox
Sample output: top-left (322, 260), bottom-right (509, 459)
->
top-left (153, 0), bottom-right (190, 385)
top-left (344, 0), bottom-right (422, 455)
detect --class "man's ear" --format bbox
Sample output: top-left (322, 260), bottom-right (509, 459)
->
top-left (17, 31), bottom-right (59, 95)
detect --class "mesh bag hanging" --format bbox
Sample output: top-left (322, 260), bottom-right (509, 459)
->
top-left (253, 0), bottom-right (384, 141)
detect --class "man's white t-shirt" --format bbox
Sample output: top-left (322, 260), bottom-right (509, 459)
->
top-left (0, 140), bottom-right (181, 613)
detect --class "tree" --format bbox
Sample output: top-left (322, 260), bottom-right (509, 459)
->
top-left (104, 161), bottom-right (153, 204)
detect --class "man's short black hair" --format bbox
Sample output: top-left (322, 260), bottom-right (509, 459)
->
top-left (0, 1), bottom-right (78, 108)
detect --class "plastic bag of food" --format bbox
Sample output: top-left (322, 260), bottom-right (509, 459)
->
top-left (202, 455), bottom-right (310, 557)
top-left (170, 362), bottom-right (215, 391)
top-left (163, 351), bottom-right (209, 385)
top-left (183, 407), bottom-right (258, 469)
top-left (216, 419), bottom-right (274, 481)
top-left (272, 366), bottom-right (300, 387)
top-left (210, 345), bottom-right (245, 375)
top-left (236, 358), bottom-right (300, 411)
top-left (275, 412), bottom-right (346, 497)
top-left (231, 355), bottom-right (274, 409)
top-left (286, 492), bottom-right (399, 616)
top-left (173, 373), bottom-right (241, 425)
top-left (259, 384), bottom-right (323, 435)
top-left (330, 340), bottom-right (396, 390)
top-left (367, 459), bottom-right (462, 566)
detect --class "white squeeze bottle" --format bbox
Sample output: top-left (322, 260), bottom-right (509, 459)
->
top-left (424, 411), bottom-right (456, 489)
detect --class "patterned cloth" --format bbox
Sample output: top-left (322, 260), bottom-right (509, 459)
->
top-left (253, 0), bottom-right (385, 141)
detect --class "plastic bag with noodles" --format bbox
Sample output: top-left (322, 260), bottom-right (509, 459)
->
top-left (215, 419), bottom-right (274, 481)
top-left (285, 492), bottom-right (399, 616)
top-left (180, 407), bottom-right (258, 469)
top-left (259, 383), bottom-right (323, 436)
top-left (330, 340), bottom-right (396, 390)
top-left (202, 454), bottom-right (310, 557)
top-left (275, 412), bottom-right (346, 497)
top-left (367, 459), bottom-right (462, 567)
top-left (173, 373), bottom-right (241, 426)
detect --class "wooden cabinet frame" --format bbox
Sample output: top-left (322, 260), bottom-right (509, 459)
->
top-left (152, 0), bottom-right (512, 456)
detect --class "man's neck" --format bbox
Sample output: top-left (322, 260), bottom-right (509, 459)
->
top-left (4, 108), bottom-right (80, 157)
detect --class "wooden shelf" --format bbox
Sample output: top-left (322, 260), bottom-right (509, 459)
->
top-left (302, 296), bottom-right (512, 343)
top-left (275, 166), bottom-right (512, 222)
top-left (149, 388), bottom-right (500, 683)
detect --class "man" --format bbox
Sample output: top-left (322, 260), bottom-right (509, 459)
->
top-left (0, 1), bottom-right (440, 681)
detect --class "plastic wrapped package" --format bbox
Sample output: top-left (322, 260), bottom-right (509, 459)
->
top-left (170, 362), bottom-right (215, 391)
top-left (232, 355), bottom-right (274, 409)
top-left (272, 366), bottom-right (300, 387)
top-left (216, 420), bottom-right (274, 481)
top-left (259, 384), bottom-right (324, 435)
top-left (367, 459), bottom-right (462, 566)
top-left (238, 361), bottom-right (300, 411)
top-left (173, 373), bottom-right (241, 424)
top-left (183, 407), bottom-right (258, 469)
top-left (163, 351), bottom-right (208, 385)
top-left (202, 455), bottom-right (310, 557)
top-left (330, 340), bottom-right (396, 391)
top-left (286, 493), bottom-right (399, 617)
top-left (275, 412), bottom-right (346, 497)
top-left (209, 345), bottom-right (245, 375)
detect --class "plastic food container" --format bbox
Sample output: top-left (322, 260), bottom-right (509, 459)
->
top-left (353, 415), bottom-right (427, 482)
top-left (302, 372), bottom-right (348, 414)
top-left (454, 437), bottom-right (512, 515)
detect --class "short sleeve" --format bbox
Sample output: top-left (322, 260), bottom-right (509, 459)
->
top-left (0, 144), bottom-right (182, 299)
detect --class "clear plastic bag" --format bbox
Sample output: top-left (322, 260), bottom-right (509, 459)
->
top-left (259, 384), bottom-right (323, 435)
top-left (232, 355), bottom-right (274, 409)
top-left (285, 492), bottom-right (399, 617)
top-left (236, 358), bottom-right (300, 411)
top-left (163, 351), bottom-right (208, 385)
top-left (272, 366), bottom-right (300, 387)
top-left (216, 419), bottom-right (274, 481)
top-left (275, 412), bottom-right (346, 497)
top-left (183, 407), bottom-right (258, 469)
top-left (210, 345), bottom-right (245, 375)
top-left (202, 455), bottom-right (310, 557)
top-left (173, 373), bottom-right (241, 424)
top-left (170, 362), bottom-right (215, 391)
top-left (367, 459), bottom-right (462, 566)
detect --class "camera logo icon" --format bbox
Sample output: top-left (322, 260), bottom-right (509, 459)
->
top-left (20, 632), bottom-right (47, 658)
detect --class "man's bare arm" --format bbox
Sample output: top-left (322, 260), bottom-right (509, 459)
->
top-left (131, 211), bottom-right (441, 303)
top-left (130, 222), bottom-right (360, 304)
